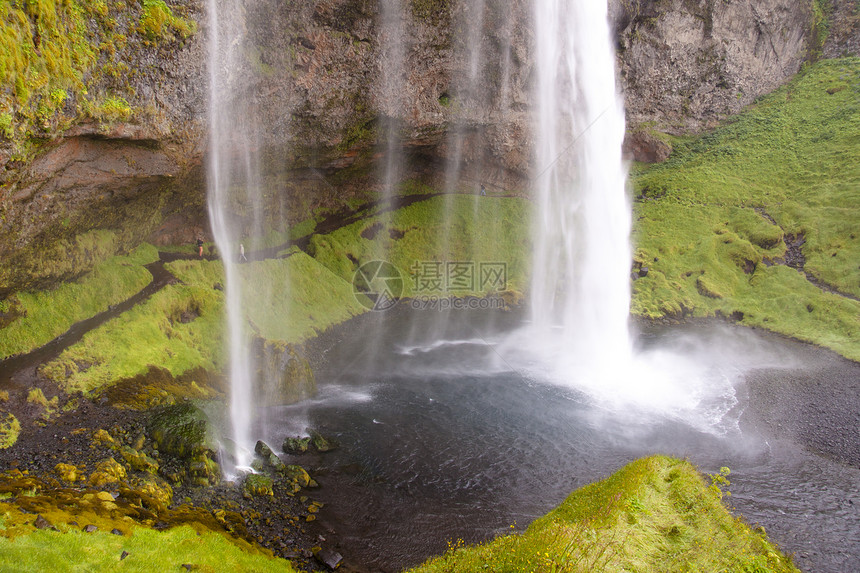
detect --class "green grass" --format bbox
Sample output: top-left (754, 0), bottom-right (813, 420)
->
top-left (238, 252), bottom-right (368, 344)
top-left (632, 57), bottom-right (860, 361)
top-left (309, 195), bottom-right (531, 298)
top-left (0, 243), bottom-right (158, 360)
top-left (36, 252), bottom-right (370, 394)
top-left (409, 456), bottom-right (798, 573)
top-left (0, 524), bottom-right (295, 573)
top-left (40, 260), bottom-right (226, 394)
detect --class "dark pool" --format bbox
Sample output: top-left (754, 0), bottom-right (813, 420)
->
top-left (255, 309), bottom-right (860, 572)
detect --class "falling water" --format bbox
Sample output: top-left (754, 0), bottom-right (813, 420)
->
top-left (378, 0), bottom-right (407, 213)
top-left (528, 0), bottom-right (632, 378)
top-left (206, 0), bottom-right (263, 471)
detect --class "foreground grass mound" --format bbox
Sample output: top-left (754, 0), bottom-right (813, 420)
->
top-left (0, 523), bottom-right (294, 573)
top-left (409, 456), bottom-right (798, 573)
top-left (0, 243), bottom-right (158, 360)
top-left (632, 57), bottom-right (860, 361)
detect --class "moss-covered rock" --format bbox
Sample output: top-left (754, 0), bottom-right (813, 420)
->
top-left (54, 463), bottom-right (83, 484)
top-left (308, 429), bottom-right (338, 453)
top-left (282, 465), bottom-right (311, 489)
top-left (187, 451), bottom-right (221, 487)
top-left (119, 446), bottom-right (159, 474)
top-left (88, 458), bottom-right (127, 488)
top-left (243, 474), bottom-right (274, 498)
top-left (255, 340), bottom-right (316, 406)
top-left (282, 436), bottom-right (311, 455)
top-left (0, 412), bottom-right (21, 449)
top-left (91, 429), bottom-right (117, 449)
top-left (146, 403), bottom-right (211, 459)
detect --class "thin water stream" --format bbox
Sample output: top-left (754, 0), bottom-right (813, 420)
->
top-left (256, 309), bottom-right (860, 573)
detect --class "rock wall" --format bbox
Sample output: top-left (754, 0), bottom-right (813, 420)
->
top-left (613, 0), bottom-right (814, 133)
top-left (0, 0), bottom-right (825, 294)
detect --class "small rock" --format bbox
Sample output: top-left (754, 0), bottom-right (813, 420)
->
top-left (254, 440), bottom-right (273, 458)
top-left (314, 548), bottom-right (343, 570)
top-left (283, 436), bottom-right (311, 455)
top-left (638, 266), bottom-right (649, 278)
top-left (84, 524), bottom-right (98, 533)
top-left (120, 551), bottom-right (129, 560)
top-left (33, 515), bottom-right (51, 529)
top-left (307, 428), bottom-right (338, 453)
top-left (111, 528), bottom-right (123, 535)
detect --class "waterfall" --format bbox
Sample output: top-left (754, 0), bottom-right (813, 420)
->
top-left (379, 0), bottom-right (407, 212)
top-left (528, 0), bottom-right (633, 378)
top-left (206, 0), bottom-right (263, 471)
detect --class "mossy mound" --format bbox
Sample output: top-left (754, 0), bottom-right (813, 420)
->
top-left (409, 456), bottom-right (799, 573)
top-left (145, 403), bottom-right (212, 460)
top-left (632, 57), bottom-right (860, 361)
top-left (0, 412), bottom-right (20, 449)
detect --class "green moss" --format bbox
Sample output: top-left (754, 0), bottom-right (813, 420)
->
top-left (0, 523), bottom-right (295, 572)
top-left (309, 195), bottom-right (531, 299)
top-left (409, 456), bottom-right (798, 573)
top-left (139, 0), bottom-right (196, 42)
top-left (39, 276), bottom-right (225, 394)
top-left (0, 413), bottom-right (20, 449)
top-left (91, 95), bottom-right (132, 123)
top-left (239, 253), bottom-right (367, 344)
top-left (632, 57), bottom-right (860, 361)
top-left (0, 244), bottom-right (158, 360)
top-left (0, 0), bottom-right (196, 149)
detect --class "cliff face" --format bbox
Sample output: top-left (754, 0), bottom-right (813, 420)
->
top-left (0, 0), bottom-right (832, 295)
top-left (614, 0), bottom-right (814, 132)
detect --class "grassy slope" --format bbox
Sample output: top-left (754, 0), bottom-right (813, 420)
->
top-left (239, 252), bottom-right (368, 344)
top-left (39, 259), bottom-right (226, 394)
top-left (632, 57), bottom-right (860, 361)
top-left (309, 195), bottom-right (532, 297)
top-left (38, 252), bottom-right (367, 394)
top-left (409, 456), bottom-right (798, 573)
top-left (0, 523), bottom-right (294, 573)
top-left (0, 243), bottom-right (158, 360)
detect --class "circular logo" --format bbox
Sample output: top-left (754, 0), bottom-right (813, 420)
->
top-left (352, 260), bottom-right (404, 311)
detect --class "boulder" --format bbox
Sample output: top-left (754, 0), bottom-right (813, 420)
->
top-left (146, 403), bottom-right (211, 459)
top-left (283, 436), bottom-right (311, 455)
top-left (88, 458), bottom-right (126, 487)
top-left (308, 428), bottom-right (338, 453)
top-left (243, 474), bottom-right (274, 498)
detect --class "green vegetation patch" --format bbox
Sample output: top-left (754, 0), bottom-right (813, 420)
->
top-left (40, 260), bottom-right (225, 394)
top-left (632, 57), bottom-right (860, 360)
top-left (238, 252), bottom-right (368, 344)
top-left (0, 0), bottom-right (197, 149)
top-left (308, 195), bottom-right (531, 299)
top-left (0, 413), bottom-right (20, 449)
top-left (0, 522), bottom-right (295, 572)
top-left (409, 456), bottom-right (798, 573)
top-left (139, 0), bottom-right (196, 42)
top-left (0, 243), bottom-right (158, 360)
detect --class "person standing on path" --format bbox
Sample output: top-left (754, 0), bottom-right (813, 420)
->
top-left (197, 237), bottom-right (204, 258)
top-left (240, 243), bottom-right (247, 262)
